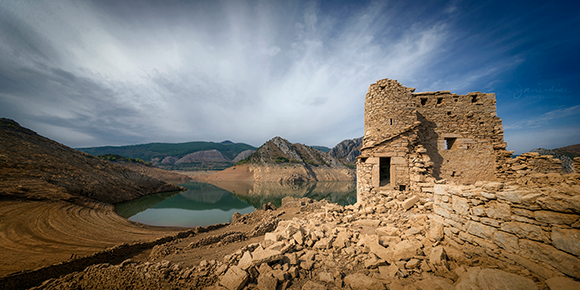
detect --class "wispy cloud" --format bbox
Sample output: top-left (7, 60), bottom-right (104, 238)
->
top-left (504, 105), bottom-right (580, 130)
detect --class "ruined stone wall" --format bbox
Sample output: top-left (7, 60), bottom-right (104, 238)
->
top-left (497, 152), bottom-right (567, 180)
top-left (432, 180), bottom-right (580, 279)
top-left (413, 91), bottom-right (505, 184)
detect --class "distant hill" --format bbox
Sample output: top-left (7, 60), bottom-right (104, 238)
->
top-left (329, 137), bottom-right (363, 164)
top-left (78, 141), bottom-right (257, 171)
top-left (310, 146), bottom-right (331, 153)
top-left (552, 144), bottom-right (580, 158)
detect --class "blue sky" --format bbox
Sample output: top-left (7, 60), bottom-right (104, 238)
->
top-left (0, 0), bottom-right (578, 154)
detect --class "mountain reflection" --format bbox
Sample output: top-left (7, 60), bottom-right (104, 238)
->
top-left (114, 181), bottom-right (356, 227)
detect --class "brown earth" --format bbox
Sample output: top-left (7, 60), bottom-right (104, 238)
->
top-left (0, 119), bottom-right (189, 283)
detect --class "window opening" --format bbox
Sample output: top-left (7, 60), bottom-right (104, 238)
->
top-left (379, 157), bottom-right (391, 186)
top-left (437, 98), bottom-right (443, 104)
top-left (389, 118), bottom-right (393, 125)
top-left (445, 138), bottom-right (457, 150)
top-left (471, 96), bottom-right (477, 103)
top-left (360, 157), bottom-right (368, 163)
top-left (420, 98), bottom-right (427, 106)
top-left (399, 185), bottom-right (406, 191)
top-left (447, 111), bottom-right (451, 115)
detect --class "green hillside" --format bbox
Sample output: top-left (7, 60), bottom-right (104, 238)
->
top-left (78, 141), bottom-right (257, 162)
top-left (311, 146), bottom-right (331, 153)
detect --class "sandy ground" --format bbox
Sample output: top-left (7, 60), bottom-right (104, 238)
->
top-left (0, 199), bottom-right (184, 278)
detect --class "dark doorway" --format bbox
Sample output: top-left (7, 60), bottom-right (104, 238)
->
top-left (379, 157), bottom-right (391, 186)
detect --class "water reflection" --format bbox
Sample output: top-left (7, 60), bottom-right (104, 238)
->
top-left (115, 181), bottom-right (356, 227)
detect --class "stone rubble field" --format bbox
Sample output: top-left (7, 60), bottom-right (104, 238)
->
top-left (34, 192), bottom-right (580, 290)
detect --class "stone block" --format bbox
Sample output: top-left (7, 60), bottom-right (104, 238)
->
top-left (344, 273), bottom-right (385, 290)
top-left (519, 239), bottom-right (580, 279)
top-left (452, 196), bottom-right (470, 215)
top-left (434, 185), bottom-right (448, 195)
top-left (485, 202), bottom-right (511, 220)
top-left (376, 226), bottom-right (398, 236)
top-left (551, 227), bottom-right (580, 256)
top-left (501, 222), bottom-right (549, 243)
top-left (429, 222), bottom-right (444, 242)
top-left (219, 266), bottom-right (249, 290)
top-left (466, 221), bottom-right (497, 240)
top-left (496, 191), bottom-right (523, 203)
top-left (471, 205), bottom-right (486, 216)
top-left (480, 217), bottom-right (500, 228)
top-left (402, 195), bottom-right (420, 211)
top-left (535, 211), bottom-right (579, 225)
top-left (257, 272), bottom-right (278, 290)
top-left (434, 205), bottom-right (451, 218)
top-left (545, 277), bottom-right (580, 290)
top-left (293, 231), bottom-right (304, 245)
top-left (430, 246), bottom-right (447, 264)
top-left (502, 251), bottom-right (557, 280)
top-left (391, 240), bottom-right (422, 261)
top-left (238, 251), bottom-right (253, 270)
top-left (476, 268), bottom-right (537, 290)
top-left (493, 231), bottom-right (518, 253)
top-left (537, 194), bottom-right (580, 214)
top-left (251, 249), bottom-right (283, 267)
top-left (318, 271), bottom-right (334, 283)
top-left (301, 281), bottom-right (327, 290)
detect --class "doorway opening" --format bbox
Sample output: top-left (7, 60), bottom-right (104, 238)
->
top-left (379, 157), bottom-right (391, 186)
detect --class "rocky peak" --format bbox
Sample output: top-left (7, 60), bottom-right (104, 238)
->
top-left (248, 137), bottom-right (345, 168)
top-left (329, 137), bottom-right (363, 162)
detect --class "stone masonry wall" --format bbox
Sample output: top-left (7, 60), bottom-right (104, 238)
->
top-left (496, 152), bottom-right (567, 180)
top-left (432, 179), bottom-right (580, 279)
top-left (413, 90), bottom-right (505, 184)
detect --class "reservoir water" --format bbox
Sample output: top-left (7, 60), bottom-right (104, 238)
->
top-left (115, 181), bottom-right (356, 227)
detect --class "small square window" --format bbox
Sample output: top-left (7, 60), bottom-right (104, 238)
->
top-left (445, 138), bottom-right (456, 150)
top-left (437, 98), bottom-right (443, 104)
top-left (420, 98), bottom-right (427, 106)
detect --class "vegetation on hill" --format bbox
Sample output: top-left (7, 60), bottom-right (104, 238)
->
top-left (310, 146), bottom-right (331, 153)
top-left (78, 141), bottom-right (257, 162)
top-left (552, 144), bottom-right (580, 158)
top-left (96, 154), bottom-right (153, 166)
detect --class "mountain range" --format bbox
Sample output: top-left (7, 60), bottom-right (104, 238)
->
top-left (78, 137), bottom-right (363, 171)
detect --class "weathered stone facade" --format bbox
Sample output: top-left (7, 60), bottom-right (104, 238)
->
top-left (357, 78), bottom-right (571, 199)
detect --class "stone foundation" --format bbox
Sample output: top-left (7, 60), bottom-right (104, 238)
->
top-left (432, 179), bottom-right (580, 279)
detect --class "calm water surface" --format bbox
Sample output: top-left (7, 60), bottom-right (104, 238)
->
top-left (115, 181), bottom-right (356, 227)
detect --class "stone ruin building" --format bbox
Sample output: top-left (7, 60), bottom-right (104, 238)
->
top-left (357, 78), bottom-right (573, 197)
top-left (357, 78), bottom-right (580, 281)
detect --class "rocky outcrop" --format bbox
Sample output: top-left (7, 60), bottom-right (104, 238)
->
top-left (233, 150), bottom-right (255, 163)
top-left (175, 149), bottom-right (231, 164)
top-left (239, 137), bottom-right (354, 182)
top-left (329, 137), bottom-right (363, 163)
